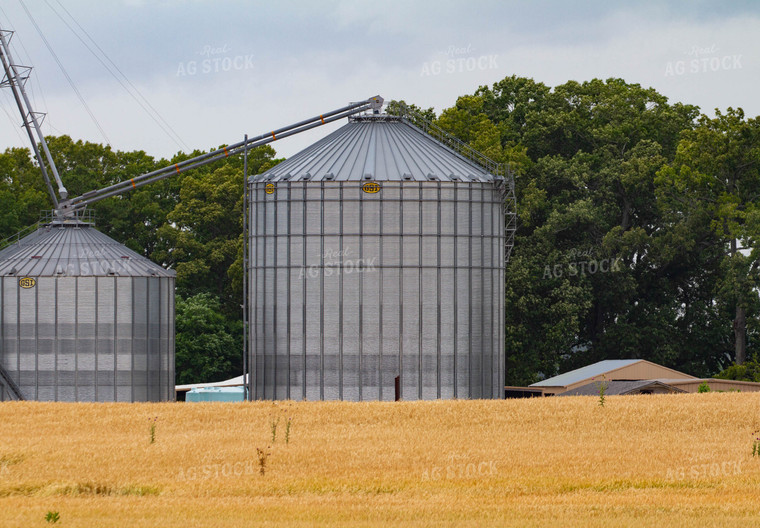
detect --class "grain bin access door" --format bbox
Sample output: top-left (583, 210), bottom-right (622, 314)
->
top-left (248, 108), bottom-right (515, 401)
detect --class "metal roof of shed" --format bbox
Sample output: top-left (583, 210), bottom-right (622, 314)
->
top-left (250, 114), bottom-right (496, 183)
top-left (530, 360), bottom-right (643, 388)
top-left (0, 221), bottom-right (174, 278)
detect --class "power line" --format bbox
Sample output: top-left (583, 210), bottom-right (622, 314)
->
top-left (0, 92), bottom-right (28, 145)
top-left (18, 0), bottom-right (111, 146)
top-left (47, 0), bottom-right (189, 152)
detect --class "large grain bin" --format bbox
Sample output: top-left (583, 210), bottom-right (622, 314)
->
top-left (0, 217), bottom-right (174, 402)
top-left (248, 114), bottom-right (510, 400)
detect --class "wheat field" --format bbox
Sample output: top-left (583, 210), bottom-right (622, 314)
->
top-left (1, 393), bottom-right (759, 527)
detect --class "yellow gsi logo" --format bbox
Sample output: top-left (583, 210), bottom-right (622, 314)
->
top-left (265, 183), bottom-right (275, 195)
top-left (362, 182), bottom-right (381, 194)
top-left (19, 277), bottom-right (36, 289)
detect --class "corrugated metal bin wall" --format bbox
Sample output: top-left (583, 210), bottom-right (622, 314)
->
top-left (248, 180), bottom-right (505, 400)
top-left (0, 275), bottom-right (174, 402)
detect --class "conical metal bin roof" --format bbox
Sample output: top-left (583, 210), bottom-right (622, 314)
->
top-left (250, 114), bottom-right (496, 183)
top-left (0, 221), bottom-right (174, 278)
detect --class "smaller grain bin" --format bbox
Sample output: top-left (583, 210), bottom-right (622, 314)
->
top-left (0, 216), bottom-right (175, 402)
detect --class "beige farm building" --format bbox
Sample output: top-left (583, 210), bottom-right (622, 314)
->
top-left (504, 359), bottom-right (760, 397)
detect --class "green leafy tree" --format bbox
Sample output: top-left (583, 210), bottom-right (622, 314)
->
top-left (156, 145), bottom-right (279, 313)
top-left (716, 356), bottom-right (760, 382)
top-left (385, 99), bottom-right (436, 122)
top-left (0, 146), bottom-right (50, 239)
top-left (445, 77), bottom-right (700, 383)
top-left (656, 108), bottom-right (760, 364)
top-left (175, 293), bottom-right (242, 384)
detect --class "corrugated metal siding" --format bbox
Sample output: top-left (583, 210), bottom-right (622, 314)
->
top-left (251, 116), bottom-right (494, 183)
top-left (249, 180), bottom-right (505, 400)
top-left (0, 274), bottom-right (174, 402)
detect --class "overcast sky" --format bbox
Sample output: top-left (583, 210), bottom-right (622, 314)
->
top-left (0, 0), bottom-right (757, 166)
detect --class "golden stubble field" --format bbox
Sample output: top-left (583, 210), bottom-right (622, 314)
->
top-left (1, 393), bottom-right (759, 527)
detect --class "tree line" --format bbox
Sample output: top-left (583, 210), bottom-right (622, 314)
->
top-left (423, 76), bottom-right (759, 383)
top-left (1, 75), bottom-right (758, 385)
